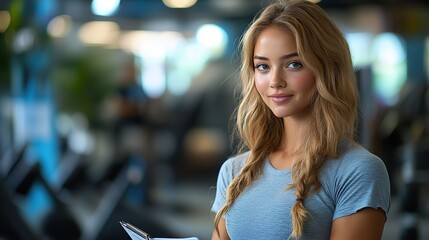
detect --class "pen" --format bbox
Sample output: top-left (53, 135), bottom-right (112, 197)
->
top-left (120, 221), bottom-right (152, 240)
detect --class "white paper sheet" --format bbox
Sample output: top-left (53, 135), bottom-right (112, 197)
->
top-left (120, 221), bottom-right (198, 240)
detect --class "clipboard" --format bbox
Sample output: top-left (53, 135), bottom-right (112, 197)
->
top-left (120, 221), bottom-right (199, 240)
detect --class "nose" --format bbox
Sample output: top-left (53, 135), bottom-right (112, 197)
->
top-left (269, 68), bottom-right (286, 88)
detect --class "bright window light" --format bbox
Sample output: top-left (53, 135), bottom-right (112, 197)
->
top-left (373, 33), bottom-right (406, 65)
top-left (372, 33), bottom-right (407, 106)
top-left (196, 24), bottom-right (228, 58)
top-left (119, 31), bottom-right (185, 98)
top-left (346, 32), bottom-right (373, 67)
top-left (167, 69), bottom-right (192, 96)
top-left (141, 61), bottom-right (166, 98)
top-left (138, 34), bottom-right (168, 98)
top-left (119, 31), bottom-right (183, 57)
top-left (166, 42), bottom-right (210, 96)
top-left (91, 0), bottom-right (120, 16)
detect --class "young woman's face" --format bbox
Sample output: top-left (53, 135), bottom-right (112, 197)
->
top-left (253, 26), bottom-right (316, 120)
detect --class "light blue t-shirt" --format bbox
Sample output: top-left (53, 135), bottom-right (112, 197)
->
top-left (211, 143), bottom-right (391, 239)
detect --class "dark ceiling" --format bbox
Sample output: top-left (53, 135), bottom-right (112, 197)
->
top-left (1, 0), bottom-right (428, 30)
top-left (1, 0), bottom-right (428, 19)
top-left (60, 0), bottom-right (429, 22)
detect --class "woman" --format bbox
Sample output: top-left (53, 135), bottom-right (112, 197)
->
top-left (211, 0), bottom-right (390, 239)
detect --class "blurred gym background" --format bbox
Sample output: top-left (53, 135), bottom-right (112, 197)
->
top-left (0, 0), bottom-right (428, 239)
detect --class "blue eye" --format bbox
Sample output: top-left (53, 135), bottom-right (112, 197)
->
top-left (287, 61), bottom-right (303, 69)
top-left (256, 64), bottom-right (269, 71)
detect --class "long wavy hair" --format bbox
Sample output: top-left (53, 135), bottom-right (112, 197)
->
top-left (214, 0), bottom-right (358, 239)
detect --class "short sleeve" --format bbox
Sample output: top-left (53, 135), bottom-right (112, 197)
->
top-left (211, 159), bottom-right (234, 213)
top-left (211, 155), bottom-right (247, 213)
top-left (333, 150), bottom-right (391, 220)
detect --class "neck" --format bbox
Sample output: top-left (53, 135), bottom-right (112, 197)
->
top-left (280, 116), bottom-right (312, 153)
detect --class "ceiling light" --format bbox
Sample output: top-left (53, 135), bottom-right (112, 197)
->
top-left (91, 0), bottom-right (121, 16)
top-left (78, 21), bottom-right (120, 46)
top-left (162, 0), bottom-right (197, 8)
top-left (47, 15), bottom-right (72, 38)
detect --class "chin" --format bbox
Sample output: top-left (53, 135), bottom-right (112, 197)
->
top-left (271, 111), bottom-right (290, 118)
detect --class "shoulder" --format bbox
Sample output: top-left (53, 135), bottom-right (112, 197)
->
top-left (322, 142), bottom-right (387, 177)
top-left (319, 142), bottom-right (390, 194)
top-left (338, 143), bottom-right (387, 177)
top-left (212, 151), bottom-right (250, 213)
top-left (322, 143), bottom-right (391, 219)
top-left (219, 151), bottom-right (249, 179)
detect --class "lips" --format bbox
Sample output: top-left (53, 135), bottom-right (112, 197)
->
top-left (269, 93), bottom-right (293, 103)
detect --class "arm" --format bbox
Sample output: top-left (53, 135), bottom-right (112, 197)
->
top-left (330, 207), bottom-right (386, 240)
top-left (330, 148), bottom-right (390, 239)
top-left (211, 218), bottom-right (230, 240)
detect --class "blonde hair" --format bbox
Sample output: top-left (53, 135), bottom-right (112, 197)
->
top-left (214, 0), bottom-right (358, 239)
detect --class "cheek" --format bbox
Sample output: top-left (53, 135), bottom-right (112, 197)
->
top-left (254, 75), bottom-right (267, 95)
top-left (292, 73), bottom-right (315, 92)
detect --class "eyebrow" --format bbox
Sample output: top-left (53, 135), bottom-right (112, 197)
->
top-left (254, 52), bottom-right (299, 61)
